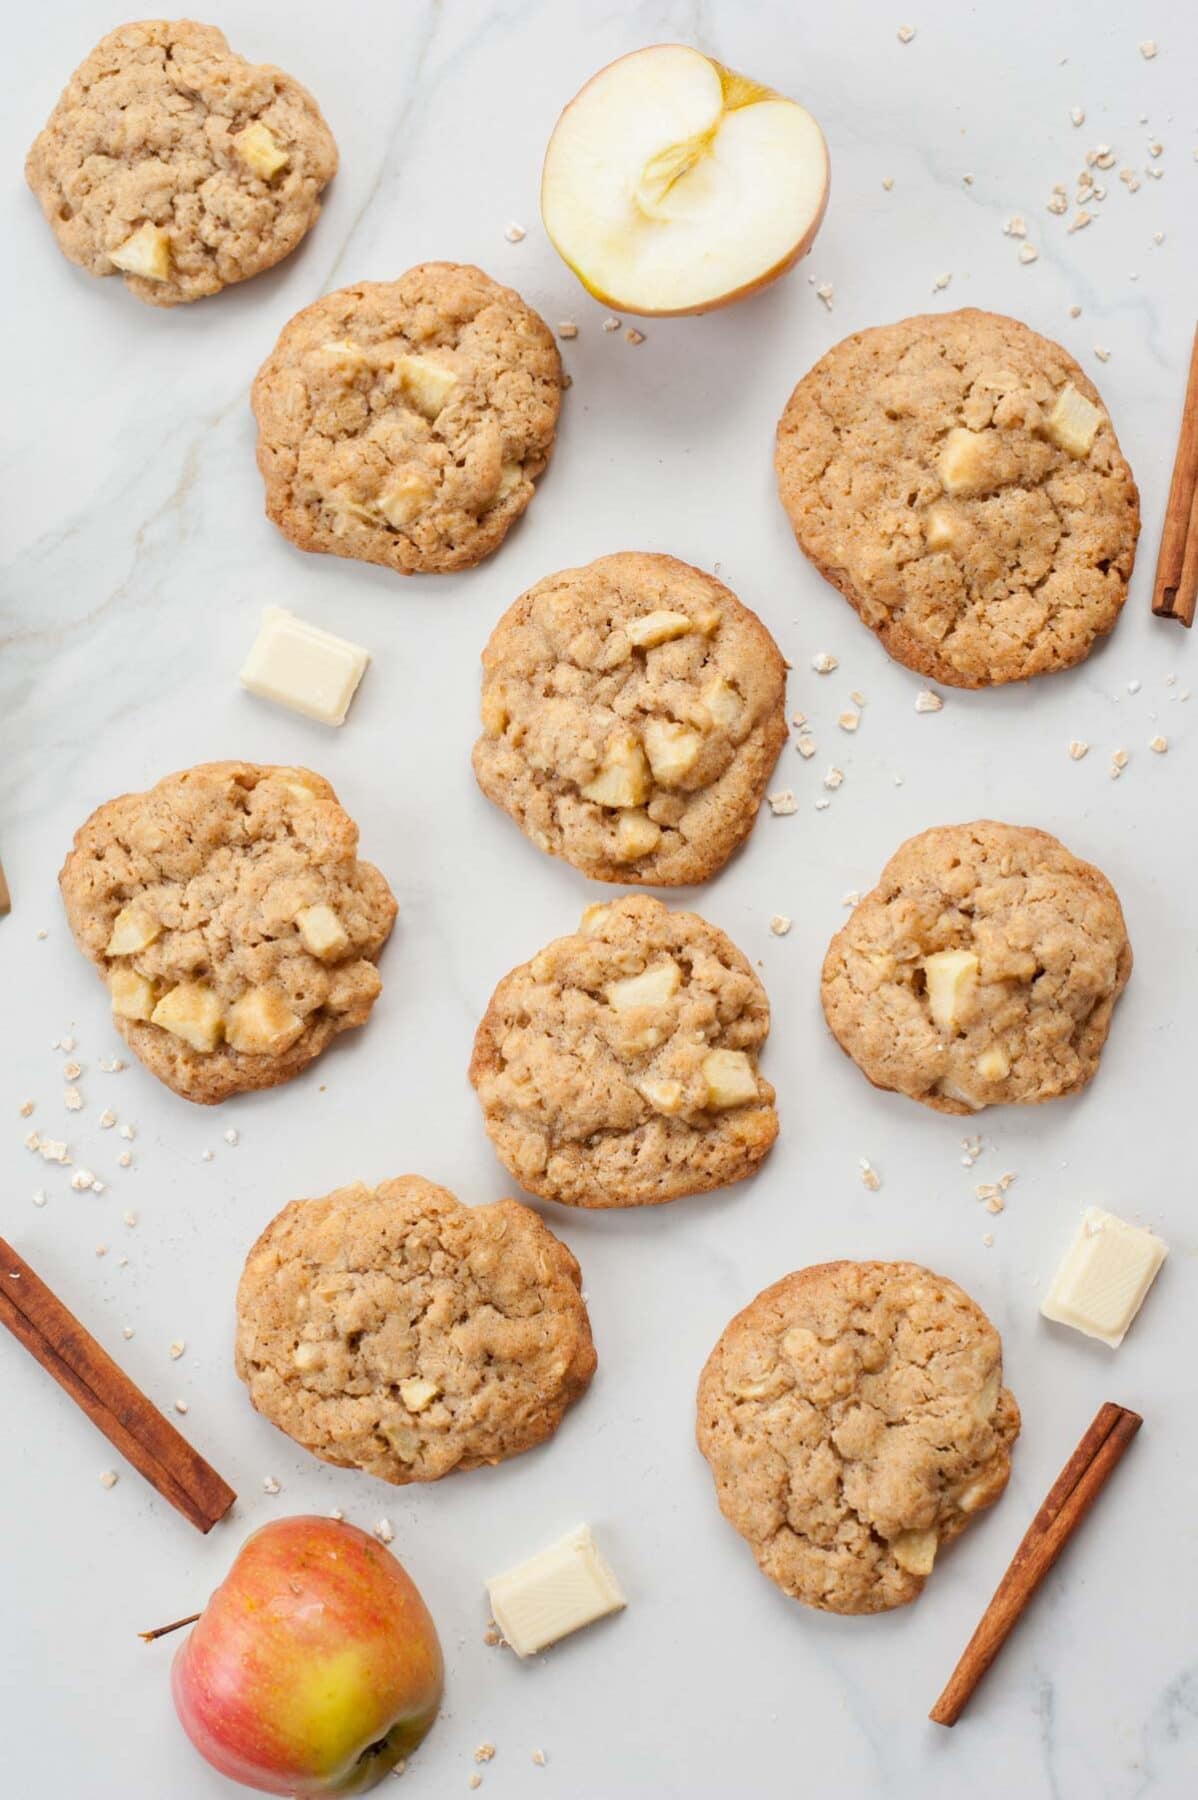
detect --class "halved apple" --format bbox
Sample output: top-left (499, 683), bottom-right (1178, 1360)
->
top-left (541, 43), bottom-right (829, 316)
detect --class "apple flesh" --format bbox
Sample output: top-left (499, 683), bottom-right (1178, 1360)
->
top-left (171, 1516), bottom-right (443, 1796)
top-left (541, 43), bottom-right (829, 316)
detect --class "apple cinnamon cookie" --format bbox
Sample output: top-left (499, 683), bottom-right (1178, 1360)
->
top-left (59, 762), bottom-right (396, 1103)
top-left (775, 309), bottom-right (1139, 687)
top-left (697, 1260), bottom-right (1020, 1615)
top-left (26, 20), bottom-right (337, 307)
top-left (251, 263), bottom-right (563, 576)
top-left (821, 821), bottom-right (1131, 1115)
top-left (235, 1176), bottom-right (596, 1485)
top-left (472, 553), bottom-right (788, 884)
top-left (469, 895), bottom-right (777, 1207)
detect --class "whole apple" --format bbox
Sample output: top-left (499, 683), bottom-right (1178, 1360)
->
top-left (172, 1516), bottom-right (443, 1796)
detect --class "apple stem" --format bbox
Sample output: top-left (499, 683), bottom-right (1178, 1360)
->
top-left (139, 1611), bottom-right (201, 1643)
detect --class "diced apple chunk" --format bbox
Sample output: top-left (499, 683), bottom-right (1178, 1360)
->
top-left (394, 355), bottom-right (457, 420)
top-left (976, 1045), bottom-right (1010, 1081)
top-left (701, 1048), bottom-right (758, 1109)
top-left (923, 949), bottom-right (979, 1034)
top-left (891, 1528), bottom-right (938, 1576)
top-left (151, 982), bottom-right (224, 1053)
top-left (700, 675), bottom-right (741, 729)
top-left (109, 967), bottom-right (156, 1022)
top-left (924, 503), bottom-right (962, 551)
top-left (495, 461), bottom-right (523, 501)
top-left (581, 731), bottom-right (651, 807)
top-left (626, 609), bottom-right (693, 649)
top-left (939, 427), bottom-right (991, 495)
top-left (643, 718), bottom-right (702, 784)
top-left (296, 904), bottom-right (349, 960)
top-left (1045, 382), bottom-right (1103, 458)
top-left (234, 121), bottom-right (290, 179)
top-left (105, 907), bottom-right (160, 956)
top-left (615, 809), bottom-right (662, 860)
top-left (109, 222), bottom-right (171, 281)
top-left (400, 1378), bottom-right (440, 1412)
top-left (637, 1076), bottom-right (684, 1114)
top-left (579, 903), bottom-right (611, 937)
top-left (377, 470), bottom-right (433, 529)
top-left (607, 958), bottom-right (682, 1011)
top-left (226, 987), bottom-right (305, 1056)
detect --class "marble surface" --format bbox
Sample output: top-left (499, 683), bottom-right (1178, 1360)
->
top-left (2, 2), bottom-right (1197, 1795)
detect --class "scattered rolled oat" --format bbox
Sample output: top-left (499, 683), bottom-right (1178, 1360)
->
top-left (1019, 244), bottom-right (1039, 264)
top-left (63, 1061), bottom-right (82, 1081)
top-left (1070, 106), bottom-right (1085, 127)
top-left (122, 1325), bottom-right (134, 1340)
top-left (882, 175), bottom-right (894, 191)
top-left (262, 1475), bottom-right (281, 1494)
top-left (475, 1745), bottom-right (496, 1764)
top-left (63, 1088), bottom-right (83, 1112)
top-left (1068, 740), bottom-right (1090, 760)
top-left (602, 316), bottom-right (620, 332)
top-left (767, 789), bottom-right (797, 816)
top-left (823, 767), bottom-right (844, 790)
top-left (769, 916), bottom-right (793, 936)
top-left (329, 1507), bottom-right (344, 1521)
top-left (374, 1518), bottom-right (395, 1545)
top-left (32, 1190), bottom-right (47, 1208)
top-left (811, 651), bottom-right (839, 673)
top-left (1047, 186), bottom-right (1068, 215)
top-left (118, 1152), bottom-right (132, 1168)
top-left (70, 1168), bottom-right (95, 1191)
top-left (1069, 303), bottom-right (1082, 317)
top-left (122, 1210), bottom-right (137, 1228)
top-left (1004, 215), bottom-right (1027, 238)
top-left (796, 735), bottom-right (817, 759)
top-left (838, 709), bottom-right (860, 732)
top-left (896, 25), bottom-right (916, 44)
top-left (625, 327), bottom-right (645, 345)
top-left (842, 890), bottom-right (860, 906)
top-left (174, 1399), bottom-right (189, 1415)
top-left (99, 1057), bottom-right (125, 1073)
top-left (224, 1128), bottom-right (239, 1146)
top-left (914, 689), bottom-right (943, 713)
top-left (532, 1751), bottom-right (547, 1767)
top-left (503, 221), bottom-right (526, 243)
top-left (814, 797), bottom-right (830, 812)
top-left (18, 1099), bottom-right (34, 1118)
top-left (1149, 735), bottom-right (1168, 753)
top-left (860, 1159), bottom-right (882, 1192)
top-left (1109, 748), bottom-right (1129, 778)
top-left (469, 1779), bottom-right (481, 1792)
top-left (201, 1149), bottom-right (214, 1162)
top-left (1068, 210), bottom-right (1093, 233)
top-left (119, 1123), bottom-right (135, 1140)
top-left (1094, 345), bottom-right (1111, 362)
top-left (982, 1232), bottom-right (994, 1248)
top-left (99, 1470), bottom-right (118, 1490)
top-left (816, 282), bottom-right (834, 310)
top-left (96, 1244), bottom-right (108, 1257)
top-left (932, 271), bottom-right (952, 291)
top-left (1138, 39), bottom-right (1157, 59)
top-left (557, 321), bottom-right (578, 339)
top-left (170, 1340), bottom-right (185, 1359)
top-left (98, 1109), bottom-right (116, 1129)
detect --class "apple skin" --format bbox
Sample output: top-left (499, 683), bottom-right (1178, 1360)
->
top-left (171, 1516), bottom-right (443, 1796)
top-left (540, 44), bottom-right (830, 318)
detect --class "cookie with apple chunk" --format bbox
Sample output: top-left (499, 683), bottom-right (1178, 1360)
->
top-left (235, 1177), bottom-right (596, 1485)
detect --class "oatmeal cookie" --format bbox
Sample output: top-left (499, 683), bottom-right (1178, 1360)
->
top-left (472, 553), bottom-right (788, 885)
top-left (775, 309), bottom-right (1139, 686)
top-left (235, 1175), bottom-right (596, 1484)
top-left (821, 821), bottom-right (1131, 1115)
top-left (59, 762), bottom-right (396, 1103)
top-left (697, 1260), bottom-right (1020, 1614)
top-left (251, 263), bottom-right (562, 576)
top-left (469, 895), bottom-right (777, 1207)
top-left (26, 20), bottom-right (337, 306)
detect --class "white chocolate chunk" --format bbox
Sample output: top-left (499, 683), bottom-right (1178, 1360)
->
top-left (296, 904), bottom-right (349, 960)
top-left (234, 121), bottom-right (290, 179)
top-left (240, 606), bottom-right (369, 728)
top-left (642, 718), bottom-right (701, 784)
top-left (700, 675), bottom-right (740, 729)
top-left (939, 426), bottom-right (992, 495)
top-left (151, 983), bottom-right (223, 1053)
top-left (400, 1378), bottom-right (440, 1413)
top-left (614, 809), bottom-right (661, 860)
top-left (923, 950), bottom-right (979, 1034)
top-left (1045, 382), bottom-right (1104, 457)
top-left (293, 1342), bottom-right (324, 1372)
top-left (626, 609), bottom-right (693, 649)
top-left (109, 968), bottom-right (156, 1022)
top-left (394, 355), bottom-right (457, 419)
top-left (701, 1049), bottom-right (758, 1109)
top-left (891, 1527), bottom-right (938, 1576)
top-left (1040, 1207), bottom-right (1168, 1347)
top-left (976, 1046), bottom-right (1010, 1081)
top-left (606, 959), bottom-right (681, 1012)
top-left (377, 470), bottom-right (434, 529)
top-left (924, 503), bottom-right (962, 551)
top-left (318, 339), bottom-right (369, 375)
top-left (226, 987), bottom-right (305, 1057)
top-left (637, 1076), bottom-right (684, 1114)
top-left (578, 903), bottom-right (611, 937)
top-left (109, 222), bottom-right (171, 280)
top-left (580, 732), bottom-right (651, 808)
top-left (105, 907), bottom-right (160, 956)
top-left (487, 1525), bottom-right (626, 1658)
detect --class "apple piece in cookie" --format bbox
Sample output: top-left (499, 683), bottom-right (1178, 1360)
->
top-left (541, 43), bottom-right (829, 316)
top-left (171, 1515), bottom-right (443, 1795)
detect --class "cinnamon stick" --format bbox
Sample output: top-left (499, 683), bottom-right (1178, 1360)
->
top-left (1152, 323), bottom-right (1198, 625)
top-left (0, 856), bottom-right (10, 916)
top-left (0, 1238), bottom-right (236, 1533)
top-left (929, 1401), bottom-right (1141, 1726)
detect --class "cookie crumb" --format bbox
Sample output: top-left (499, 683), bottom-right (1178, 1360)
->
top-left (1068, 303), bottom-right (1082, 317)
top-left (767, 790), bottom-right (797, 817)
top-left (914, 689), bottom-right (943, 713)
top-left (816, 282), bottom-right (834, 310)
top-left (557, 321), bottom-right (578, 339)
top-left (602, 315), bottom-right (620, 332)
top-left (118, 1151), bottom-right (132, 1168)
top-left (838, 709), bottom-right (860, 732)
top-left (532, 1751), bottom-right (547, 1767)
top-left (99, 1470), bottom-right (118, 1490)
top-left (625, 327), bottom-right (645, 346)
top-left (18, 1099), bottom-right (34, 1118)
top-left (224, 1127), bottom-right (239, 1146)
top-left (897, 25), bottom-right (916, 44)
top-left (374, 1518), bottom-right (395, 1545)
top-left (1018, 244), bottom-right (1039, 264)
top-left (468, 1779), bottom-right (481, 1793)
top-left (474, 1745), bottom-right (496, 1765)
top-left (503, 221), bottom-right (526, 243)
top-left (1138, 39), bottom-right (1157, 59)
top-left (1068, 740), bottom-right (1089, 760)
top-left (64, 1088), bottom-right (84, 1112)
top-left (71, 1168), bottom-right (95, 1191)
top-left (823, 767), bottom-right (844, 791)
top-left (811, 651), bottom-right (838, 673)
top-left (769, 915), bottom-right (792, 937)
top-left (1109, 747), bottom-right (1129, 778)
top-left (860, 1159), bottom-right (882, 1192)
top-left (1003, 215), bottom-right (1027, 238)
top-left (982, 1232), bottom-right (995, 1248)
top-left (1149, 735), bottom-right (1168, 753)
top-left (262, 1475), bottom-right (281, 1494)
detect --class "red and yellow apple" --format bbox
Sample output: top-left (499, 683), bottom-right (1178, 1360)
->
top-left (541, 43), bottom-right (829, 316)
top-left (171, 1516), bottom-right (443, 1795)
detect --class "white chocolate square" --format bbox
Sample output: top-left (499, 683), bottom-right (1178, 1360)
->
top-left (487, 1525), bottom-right (625, 1658)
top-left (1040, 1207), bottom-right (1168, 1347)
top-left (240, 607), bottom-right (369, 727)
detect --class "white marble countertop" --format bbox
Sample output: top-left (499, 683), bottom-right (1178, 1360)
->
top-left (3, 2), bottom-right (1196, 1795)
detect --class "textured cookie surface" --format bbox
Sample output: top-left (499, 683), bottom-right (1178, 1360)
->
top-left (252, 264), bottom-right (562, 575)
top-left (821, 821), bottom-right (1131, 1115)
top-left (469, 895), bottom-right (777, 1207)
top-left (60, 762), bottom-right (396, 1103)
top-left (473, 553), bottom-right (788, 885)
top-left (776, 309), bottom-right (1139, 687)
top-left (26, 20), bottom-right (337, 306)
top-left (697, 1260), bottom-right (1020, 1614)
top-left (235, 1176), bottom-right (596, 1484)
